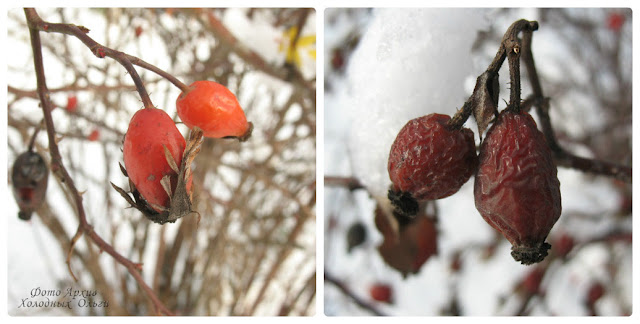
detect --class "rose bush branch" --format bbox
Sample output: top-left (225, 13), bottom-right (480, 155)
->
top-left (324, 271), bottom-right (387, 316)
top-left (23, 8), bottom-right (191, 97)
top-left (448, 20), bottom-right (536, 132)
top-left (519, 24), bottom-right (631, 182)
top-left (324, 176), bottom-right (365, 191)
top-left (451, 18), bottom-right (630, 182)
top-left (201, 9), bottom-right (315, 92)
top-left (25, 8), bottom-right (173, 316)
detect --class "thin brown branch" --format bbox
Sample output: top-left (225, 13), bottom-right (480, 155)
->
top-left (324, 271), bottom-right (387, 316)
top-left (23, 8), bottom-right (189, 106)
top-left (455, 18), bottom-right (630, 182)
top-left (10, 83), bottom-right (137, 96)
top-left (519, 22), bottom-right (632, 182)
top-left (449, 20), bottom-right (538, 129)
top-left (25, 8), bottom-right (173, 316)
top-left (26, 120), bottom-right (42, 152)
top-left (324, 176), bottom-right (365, 191)
top-left (66, 226), bottom-right (84, 282)
top-left (126, 54), bottom-right (190, 92)
top-left (247, 210), bottom-right (312, 315)
top-left (201, 9), bottom-right (314, 92)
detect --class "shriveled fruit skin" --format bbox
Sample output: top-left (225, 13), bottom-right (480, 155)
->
top-left (123, 108), bottom-right (186, 212)
top-left (388, 113), bottom-right (478, 201)
top-left (176, 81), bottom-right (249, 138)
top-left (474, 110), bottom-right (561, 265)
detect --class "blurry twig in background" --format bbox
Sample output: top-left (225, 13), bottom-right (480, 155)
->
top-left (324, 271), bottom-right (387, 316)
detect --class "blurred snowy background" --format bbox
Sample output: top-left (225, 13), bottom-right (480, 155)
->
top-left (324, 8), bottom-right (631, 316)
top-left (7, 8), bottom-right (315, 315)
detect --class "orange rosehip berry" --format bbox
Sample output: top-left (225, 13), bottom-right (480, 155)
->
top-left (176, 81), bottom-right (251, 140)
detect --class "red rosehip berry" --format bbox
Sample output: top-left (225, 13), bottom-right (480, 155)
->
top-left (553, 233), bottom-right (575, 258)
top-left (88, 129), bottom-right (100, 142)
top-left (369, 283), bottom-right (393, 304)
top-left (388, 113), bottom-right (477, 217)
top-left (123, 108), bottom-right (187, 212)
top-left (176, 81), bottom-right (252, 140)
top-left (135, 25), bottom-right (143, 37)
top-left (521, 267), bottom-right (545, 295)
top-left (331, 48), bottom-right (344, 70)
top-left (11, 150), bottom-right (49, 221)
top-left (66, 95), bottom-right (78, 112)
top-left (607, 12), bottom-right (625, 32)
top-left (586, 282), bottom-right (605, 305)
top-left (378, 215), bottom-right (438, 277)
top-left (474, 110), bottom-right (561, 265)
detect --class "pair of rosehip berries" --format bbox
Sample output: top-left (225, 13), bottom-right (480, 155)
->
top-left (388, 110), bottom-right (561, 265)
top-left (123, 81), bottom-right (251, 213)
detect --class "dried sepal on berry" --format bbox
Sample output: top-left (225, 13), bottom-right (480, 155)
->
top-left (471, 71), bottom-right (500, 139)
top-left (112, 128), bottom-right (203, 224)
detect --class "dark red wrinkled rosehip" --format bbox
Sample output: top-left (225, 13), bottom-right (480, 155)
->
top-left (388, 113), bottom-right (478, 218)
top-left (12, 150), bottom-right (49, 221)
top-left (474, 110), bottom-right (561, 265)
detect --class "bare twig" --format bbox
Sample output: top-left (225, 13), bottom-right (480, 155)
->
top-left (324, 176), bottom-right (365, 191)
top-left (324, 271), bottom-right (387, 316)
top-left (452, 18), bottom-right (630, 182)
top-left (23, 8), bottom-right (189, 101)
top-left (25, 8), bottom-right (173, 316)
top-left (519, 22), bottom-right (631, 182)
top-left (201, 9), bottom-right (315, 92)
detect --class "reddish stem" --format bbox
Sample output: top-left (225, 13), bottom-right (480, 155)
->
top-left (25, 8), bottom-right (173, 315)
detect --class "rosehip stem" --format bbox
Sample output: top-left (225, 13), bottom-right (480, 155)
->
top-left (27, 120), bottom-right (43, 152)
top-left (112, 52), bottom-right (154, 109)
top-left (449, 20), bottom-right (538, 130)
top-left (506, 44), bottom-right (522, 112)
top-left (447, 100), bottom-right (473, 130)
top-left (501, 20), bottom-right (538, 113)
top-left (25, 8), bottom-right (173, 315)
top-left (125, 55), bottom-right (191, 93)
top-left (519, 20), bottom-right (632, 182)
